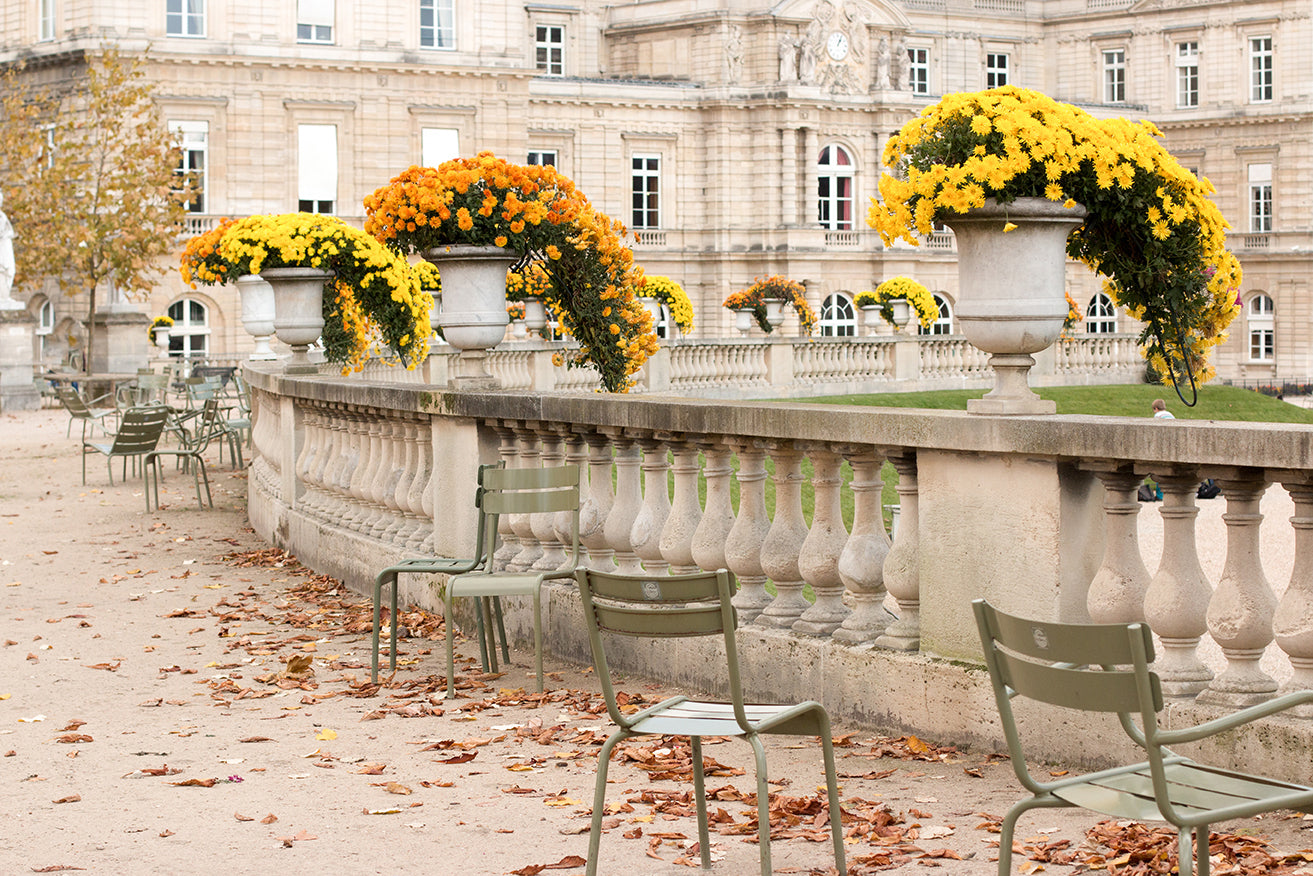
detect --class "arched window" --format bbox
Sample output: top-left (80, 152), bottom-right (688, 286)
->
top-left (33, 297), bottom-right (54, 362)
top-left (819, 293), bottom-right (856, 337)
top-left (167, 297), bottom-right (210, 359)
top-left (919, 293), bottom-right (953, 335)
top-left (817, 145), bottom-right (854, 231)
top-left (1248, 293), bottom-right (1274, 361)
top-left (1085, 293), bottom-right (1117, 334)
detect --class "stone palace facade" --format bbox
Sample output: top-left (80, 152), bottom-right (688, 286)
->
top-left (2, 0), bottom-right (1309, 382)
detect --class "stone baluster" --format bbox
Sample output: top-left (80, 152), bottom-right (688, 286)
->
top-left (334, 409), bottom-right (365, 524)
top-left (834, 448), bottom-right (894, 644)
top-left (1086, 466), bottom-right (1151, 623)
top-left (532, 425), bottom-right (569, 571)
top-left (1143, 471), bottom-right (1214, 697)
top-left (580, 430), bottom-right (616, 570)
top-left (1275, 481), bottom-right (1313, 716)
top-left (876, 451), bottom-right (921, 651)
top-left (726, 441), bottom-right (772, 623)
top-left (1199, 472), bottom-right (1277, 707)
top-left (370, 420), bottom-right (404, 539)
top-left (660, 437), bottom-right (703, 575)
top-left (361, 418), bottom-right (395, 537)
top-left (603, 431), bottom-right (644, 574)
top-left (250, 390), bottom-right (278, 471)
top-left (293, 407), bottom-right (321, 512)
top-left (308, 407), bottom-right (343, 520)
top-left (690, 439), bottom-right (735, 575)
top-left (418, 421), bottom-right (437, 553)
top-left (344, 413), bottom-right (379, 531)
top-left (405, 420), bottom-right (433, 551)
top-left (555, 427), bottom-right (589, 571)
top-left (491, 421), bottom-right (521, 568)
top-left (631, 433), bottom-right (672, 576)
top-left (506, 424), bottom-right (543, 571)
top-left (757, 444), bottom-right (810, 629)
top-left (793, 445), bottom-right (851, 636)
top-left (384, 419), bottom-right (419, 544)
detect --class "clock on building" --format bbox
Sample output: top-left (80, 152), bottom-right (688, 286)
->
top-left (826, 31), bottom-right (849, 61)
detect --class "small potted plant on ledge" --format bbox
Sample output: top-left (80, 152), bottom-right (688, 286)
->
top-left (638, 275), bottom-right (695, 337)
top-left (181, 213), bottom-right (432, 375)
top-left (363, 152), bottom-right (657, 392)
top-left (855, 276), bottom-right (938, 334)
top-left (868, 85), bottom-right (1240, 413)
top-left (722, 275), bottom-right (817, 336)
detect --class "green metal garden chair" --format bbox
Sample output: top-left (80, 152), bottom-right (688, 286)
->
top-left (58, 386), bottom-right (116, 440)
top-left (143, 397), bottom-right (226, 511)
top-left (973, 598), bottom-right (1313, 876)
top-left (575, 567), bottom-right (845, 876)
top-left (371, 463), bottom-right (580, 698)
top-left (81, 405), bottom-right (170, 493)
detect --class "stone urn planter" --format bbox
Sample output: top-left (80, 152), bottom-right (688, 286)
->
top-left (152, 325), bottom-right (172, 357)
top-left (860, 305), bottom-right (884, 336)
top-left (734, 308), bottom-right (754, 336)
top-left (236, 274), bottom-right (277, 361)
top-left (423, 244), bottom-right (518, 388)
top-left (262, 266), bottom-right (332, 374)
top-left (887, 298), bottom-right (912, 331)
top-left (763, 297), bottom-right (786, 331)
top-left (523, 296), bottom-right (548, 333)
top-left (943, 197), bottom-right (1087, 415)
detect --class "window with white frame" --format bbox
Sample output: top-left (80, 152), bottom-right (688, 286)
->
top-left (38, 0), bottom-right (56, 41)
top-left (167, 298), bottom-right (209, 359)
top-left (986, 53), bottom-right (1009, 88)
top-left (817, 145), bottom-right (854, 231)
top-left (170, 121), bottom-right (208, 214)
top-left (535, 25), bottom-right (564, 76)
top-left (908, 46), bottom-right (929, 95)
top-left (1102, 49), bottom-right (1125, 103)
top-left (36, 299), bottom-right (54, 335)
top-left (1250, 36), bottom-right (1272, 102)
top-left (1249, 163), bottom-right (1272, 233)
top-left (527, 150), bottom-right (557, 167)
top-left (920, 294), bottom-right (953, 335)
top-left (1248, 294), bottom-right (1274, 361)
top-left (419, 0), bottom-right (454, 49)
top-left (1176, 42), bottom-right (1199, 108)
top-left (1085, 293), bottom-right (1117, 334)
top-left (297, 0), bottom-right (334, 43)
top-left (166, 0), bottom-right (204, 37)
top-left (297, 124), bottom-right (337, 214)
top-left (819, 293), bottom-right (856, 337)
top-left (631, 155), bottom-right (660, 229)
top-left (421, 127), bottom-right (459, 168)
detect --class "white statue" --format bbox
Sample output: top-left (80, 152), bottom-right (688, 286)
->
top-left (0, 190), bottom-right (18, 309)
top-left (874, 36), bottom-right (891, 89)
top-left (779, 37), bottom-right (798, 82)
top-left (890, 36), bottom-right (910, 91)
top-left (725, 24), bottom-right (744, 84)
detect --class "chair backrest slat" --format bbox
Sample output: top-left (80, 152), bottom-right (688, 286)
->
top-left (590, 602), bottom-right (726, 638)
top-left (110, 407), bottom-right (170, 452)
top-left (484, 465), bottom-right (578, 491)
top-left (993, 648), bottom-right (1143, 712)
top-left (985, 607), bottom-right (1154, 666)
top-left (482, 486), bottom-right (578, 516)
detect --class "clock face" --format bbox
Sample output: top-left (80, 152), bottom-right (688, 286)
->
top-left (826, 31), bottom-right (849, 61)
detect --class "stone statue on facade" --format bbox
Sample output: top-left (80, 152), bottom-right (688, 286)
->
top-left (0, 190), bottom-right (20, 310)
top-left (725, 24), bottom-right (744, 84)
top-left (799, 38), bottom-right (818, 84)
top-left (890, 36), bottom-right (910, 91)
top-left (874, 36), bottom-right (891, 89)
top-left (779, 36), bottom-right (798, 83)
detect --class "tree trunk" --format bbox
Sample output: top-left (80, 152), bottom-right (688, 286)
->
top-left (84, 283), bottom-right (97, 373)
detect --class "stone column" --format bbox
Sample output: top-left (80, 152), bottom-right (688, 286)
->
top-left (1199, 473), bottom-right (1277, 707)
top-left (793, 446), bottom-right (851, 636)
top-left (802, 127), bottom-right (819, 227)
top-left (1086, 467), bottom-right (1151, 624)
top-left (726, 441), bottom-right (772, 623)
top-left (780, 127), bottom-right (799, 227)
top-left (631, 434), bottom-right (672, 575)
top-left (876, 451), bottom-right (920, 651)
top-left (691, 439), bottom-right (736, 575)
top-left (0, 309), bottom-right (39, 411)
top-left (661, 439), bottom-right (703, 575)
top-left (1143, 471), bottom-right (1214, 697)
top-left (834, 448), bottom-right (894, 644)
top-left (580, 430), bottom-right (616, 571)
top-left (603, 432), bottom-right (644, 574)
top-left (757, 444), bottom-right (810, 629)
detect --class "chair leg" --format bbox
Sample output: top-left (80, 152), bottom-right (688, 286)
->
top-left (493, 595), bottom-right (511, 665)
top-left (817, 713), bottom-right (847, 875)
top-left (476, 597), bottom-right (494, 673)
top-left (144, 456), bottom-right (156, 512)
top-left (748, 735), bottom-right (773, 876)
top-left (532, 588), bottom-right (543, 693)
top-left (445, 587), bottom-right (457, 698)
top-left (690, 735), bottom-right (712, 869)
top-left (370, 570), bottom-right (399, 684)
top-left (997, 796), bottom-right (1068, 875)
top-left (194, 455), bottom-right (212, 508)
top-left (587, 731), bottom-right (626, 876)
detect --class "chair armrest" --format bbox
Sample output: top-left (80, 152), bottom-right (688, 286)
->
top-left (1154, 689), bottom-right (1313, 746)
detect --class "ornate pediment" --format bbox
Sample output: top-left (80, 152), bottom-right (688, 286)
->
top-left (772, 0), bottom-right (912, 94)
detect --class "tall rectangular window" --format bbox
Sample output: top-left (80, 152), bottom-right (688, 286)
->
top-left (170, 121), bottom-right (208, 214)
top-left (1250, 36), bottom-right (1272, 102)
top-left (1248, 163), bottom-right (1272, 233)
top-left (631, 155), bottom-right (660, 230)
top-left (985, 53), bottom-right (1008, 88)
top-left (908, 47), bottom-right (929, 95)
top-left (297, 124), bottom-right (337, 214)
top-left (38, 0), bottom-right (55, 41)
top-left (419, 0), bottom-right (454, 49)
top-left (527, 150), bottom-right (557, 167)
top-left (297, 0), bottom-right (334, 44)
top-left (1175, 42), bottom-right (1199, 107)
top-left (1248, 295), bottom-right (1274, 361)
top-left (1102, 49), bottom-right (1125, 103)
top-left (166, 0), bottom-right (205, 37)
top-left (535, 25), bottom-right (564, 76)
top-left (421, 127), bottom-right (459, 168)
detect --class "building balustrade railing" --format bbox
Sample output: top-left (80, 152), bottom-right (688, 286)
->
top-left (244, 363), bottom-right (1313, 778)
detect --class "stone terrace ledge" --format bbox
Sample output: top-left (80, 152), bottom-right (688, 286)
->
top-left (244, 363), bottom-right (1313, 782)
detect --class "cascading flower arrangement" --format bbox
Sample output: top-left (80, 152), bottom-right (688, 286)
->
top-left (867, 85), bottom-right (1241, 390)
top-left (505, 261), bottom-right (552, 302)
top-left (639, 275), bottom-right (695, 334)
top-left (362, 152), bottom-right (658, 392)
top-left (722, 275), bottom-right (817, 335)
top-left (180, 213), bottom-right (432, 374)
top-left (855, 276), bottom-right (937, 330)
